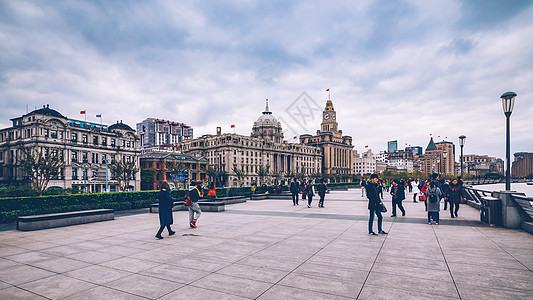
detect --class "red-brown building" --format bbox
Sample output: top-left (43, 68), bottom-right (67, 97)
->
top-left (512, 152), bottom-right (533, 177)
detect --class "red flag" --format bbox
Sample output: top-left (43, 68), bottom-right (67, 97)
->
top-left (80, 110), bottom-right (86, 114)
top-left (230, 124), bottom-right (235, 128)
top-left (314, 139), bottom-right (318, 142)
top-left (365, 145), bottom-right (368, 148)
top-left (293, 136), bottom-right (297, 139)
top-left (263, 130), bottom-right (267, 134)
top-left (326, 88), bottom-right (330, 91)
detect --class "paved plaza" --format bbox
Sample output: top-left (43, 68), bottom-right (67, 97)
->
top-left (0, 189), bottom-right (532, 299)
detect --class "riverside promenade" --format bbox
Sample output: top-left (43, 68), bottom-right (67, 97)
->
top-left (0, 189), bottom-right (532, 299)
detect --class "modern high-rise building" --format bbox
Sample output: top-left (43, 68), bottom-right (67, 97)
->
top-left (387, 140), bottom-right (398, 152)
top-left (410, 146), bottom-right (423, 155)
top-left (0, 105), bottom-right (140, 192)
top-left (137, 118), bottom-right (193, 150)
top-left (300, 98), bottom-right (354, 179)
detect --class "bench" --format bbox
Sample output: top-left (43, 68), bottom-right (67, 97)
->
top-left (150, 201), bottom-right (225, 213)
top-left (17, 209), bottom-right (114, 231)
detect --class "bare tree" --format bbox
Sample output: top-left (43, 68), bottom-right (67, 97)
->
top-left (256, 165), bottom-right (270, 185)
top-left (109, 159), bottom-right (139, 192)
top-left (232, 165), bottom-right (246, 187)
top-left (18, 147), bottom-right (64, 196)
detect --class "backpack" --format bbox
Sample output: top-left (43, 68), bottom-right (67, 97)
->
top-left (428, 187), bottom-right (439, 203)
top-left (183, 192), bottom-right (193, 207)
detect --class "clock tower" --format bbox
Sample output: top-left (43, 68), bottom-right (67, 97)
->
top-left (321, 100), bottom-right (338, 133)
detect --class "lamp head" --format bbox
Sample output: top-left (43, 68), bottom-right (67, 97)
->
top-left (500, 91), bottom-right (516, 115)
top-left (459, 135), bottom-right (466, 147)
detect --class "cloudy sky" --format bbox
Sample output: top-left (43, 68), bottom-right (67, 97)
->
top-left (1, 0), bottom-right (532, 161)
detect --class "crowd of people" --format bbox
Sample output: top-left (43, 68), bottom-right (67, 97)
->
top-left (365, 174), bottom-right (466, 235)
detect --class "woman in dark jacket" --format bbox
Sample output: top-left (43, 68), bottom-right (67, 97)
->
top-left (447, 179), bottom-right (465, 218)
top-left (155, 181), bottom-right (176, 239)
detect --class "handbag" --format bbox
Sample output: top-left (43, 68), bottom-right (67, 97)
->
top-left (380, 202), bottom-right (387, 213)
top-left (419, 195), bottom-right (427, 202)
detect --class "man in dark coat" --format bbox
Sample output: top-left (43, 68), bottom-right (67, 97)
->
top-left (366, 174), bottom-right (387, 235)
top-left (155, 181), bottom-right (175, 239)
top-left (290, 178), bottom-right (300, 206)
top-left (317, 179), bottom-right (327, 208)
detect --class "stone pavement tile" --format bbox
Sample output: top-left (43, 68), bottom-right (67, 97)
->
top-left (365, 271), bottom-right (458, 298)
top-left (277, 272), bottom-right (362, 298)
top-left (374, 254), bottom-right (448, 271)
top-left (257, 285), bottom-right (352, 300)
top-left (41, 244), bottom-right (87, 256)
top-left (0, 286), bottom-right (48, 299)
top-left (100, 256), bottom-right (161, 273)
top-left (97, 245), bottom-right (146, 257)
top-left (293, 261), bottom-right (369, 282)
top-left (0, 264), bottom-right (55, 285)
top-left (65, 249), bottom-right (122, 264)
top-left (32, 256), bottom-right (91, 273)
top-left (19, 274), bottom-right (97, 299)
top-left (159, 285), bottom-right (248, 300)
top-left (105, 274), bottom-right (184, 299)
top-left (444, 251), bottom-right (528, 270)
top-left (65, 265), bottom-right (133, 285)
top-left (237, 254), bottom-right (306, 272)
top-left (358, 283), bottom-right (459, 300)
top-left (216, 263), bottom-right (289, 284)
top-left (62, 286), bottom-right (146, 300)
top-left (5, 251), bottom-right (58, 264)
top-left (190, 273), bottom-right (272, 299)
top-left (307, 253), bottom-right (375, 271)
top-left (456, 283), bottom-right (533, 300)
top-left (371, 262), bottom-right (452, 281)
top-left (0, 245), bottom-right (31, 257)
top-left (0, 280), bottom-right (10, 290)
top-left (72, 240), bottom-right (113, 250)
top-left (0, 257), bottom-right (20, 269)
top-left (451, 268), bottom-right (533, 292)
top-left (116, 239), bottom-right (160, 251)
top-left (168, 257), bottom-right (233, 273)
top-left (128, 249), bottom-right (178, 263)
top-left (140, 264), bottom-right (211, 284)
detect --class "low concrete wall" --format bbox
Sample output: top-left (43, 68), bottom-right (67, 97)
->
top-left (17, 209), bottom-right (114, 231)
top-left (492, 191), bottom-right (525, 229)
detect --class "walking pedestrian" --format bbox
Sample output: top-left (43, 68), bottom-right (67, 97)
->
top-left (361, 179), bottom-right (367, 197)
top-left (290, 178), bottom-right (300, 206)
top-left (155, 181), bottom-right (176, 239)
top-left (426, 181), bottom-right (442, 224)
top-left (305, 179), bottom-right (315, 208)
top-left (208, 182), bottom-right (216, 200)
top-left (317, 179), bottom-right (327, 208)
top-left (301, 180), bottom-right (307, 201)
top-left (366, 174), bottom-right (387, 235)
top-left (411, 179), bottom-right (420, 202)
top-left (390, 179), bottom-right (406, 217)
top-left (447, 178), bottom-right (465, 218)
top-left (442, 180), bottom-right (451, 210)
top-left (188, 181), bottom-right (202, 228)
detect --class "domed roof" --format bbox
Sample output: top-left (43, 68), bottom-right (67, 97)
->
top-left (24, 105), bottom-right (65, 119)
top-left (109, 120), bottom-right (134, 131)
top-left (254, 99), bottom-right (281, 127)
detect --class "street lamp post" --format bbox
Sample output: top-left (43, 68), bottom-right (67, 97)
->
top-left (459, 135), bottom-right (466, 178)
top-left (500, 91), bottom-right (516, 191)
top-left (443, 151), bottom-right (447, 180)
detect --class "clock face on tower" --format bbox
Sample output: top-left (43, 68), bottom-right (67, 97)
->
top-left (332, 114), bottom-right (336, 120)
top-left (324, 113), bottom-right (330, 120)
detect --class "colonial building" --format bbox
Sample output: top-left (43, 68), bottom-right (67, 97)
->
top-left (137, 118), bottom-right (193, 150)
top-left (423, 137), bottom-right (455, 176)
top-left (300, 99), bottom-right (353, 179)
top-left (140, 152), bottom-right (208, 190)
top-left (353, 149), bottom-right (376, 175)
top-left (175, 101), bottom-right (322, 187)
top-left (0, 105), bottom-right (141, 192)
top-left (512, 152), bottom-right (533, 177)
top-left (463, 154), bottom-right (504, 176)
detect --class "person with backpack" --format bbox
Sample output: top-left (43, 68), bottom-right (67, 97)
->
top-left (290, 178), bottom-right (300, 206)
top-left (317, 179), bottom-right (327, 208)
top-left (447, 178), bottom-right (465, 218)
top-left (187, 181), bottom-right (202, 228)
top-left (155, 181), bottom-right (176, 239)
top-left (366, 174), bottom-right (388, 235)
top-left (426, 181), bottom-right (443, 224)
top-left (305, 179), bottom-right (315, 208)
top-left (390, 179), bottom-right (406, 217)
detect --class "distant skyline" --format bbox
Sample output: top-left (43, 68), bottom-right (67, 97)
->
top-left (1, 0), bottom-right (532, 161)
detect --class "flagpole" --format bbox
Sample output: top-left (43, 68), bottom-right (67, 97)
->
top-left (84, 110), bottom-right (86, 122)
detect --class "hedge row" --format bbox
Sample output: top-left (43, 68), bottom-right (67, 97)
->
top-left (0, 183), bottom-right (355, 223)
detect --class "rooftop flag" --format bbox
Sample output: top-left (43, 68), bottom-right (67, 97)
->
top-left (80, 110), bottom-right (86, 114)
top-left (96, 114), bottom-right (102, 118)
top-left (230, 124), bottom-right (235, 128)
top-left (326, 88), bottom-right (329, 91)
